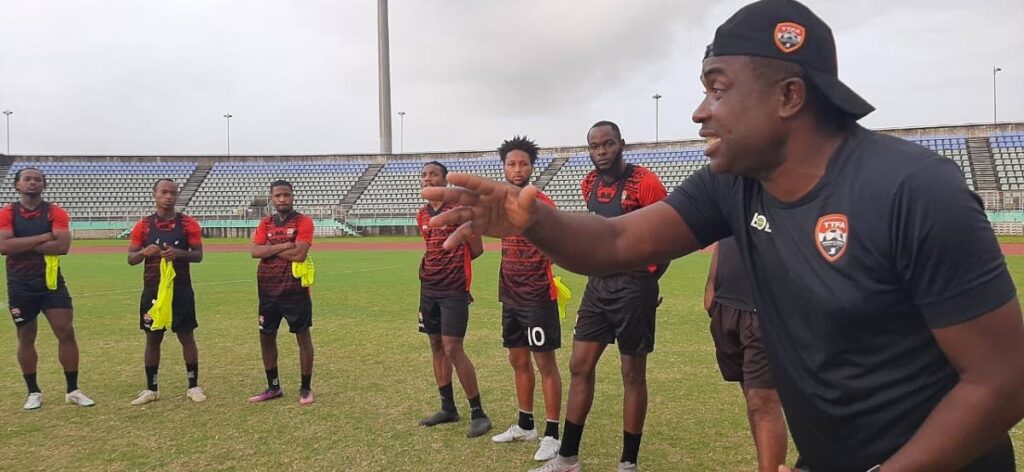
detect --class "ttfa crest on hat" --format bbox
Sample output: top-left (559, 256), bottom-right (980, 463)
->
top-left (774, 22), bottom-right (806, 53)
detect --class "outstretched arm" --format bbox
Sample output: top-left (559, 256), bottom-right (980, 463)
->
top-left (422, 173), bottom-right (702, 276)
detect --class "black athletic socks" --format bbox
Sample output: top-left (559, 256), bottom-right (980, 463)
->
top-left (24, 373), bottom-right (40, 394)
top-left (621, 431), bottom-right (642, 464)
top-left (439, 383), bottom-right (456, 413)
top-left (560, 421), bottom-right (585, 457)
top-left (518, 410), bottom-right (535, 430)
top-left (468, 395), bottom-right (487, 420)
top-left (145, 365), bottom-right (159, 391)
top-left (544, 419), bottom-right (560, 439)
top-left (266, 368), bottom-right (280, 391)
top-left (64, 371), bottom-right (79, 393)
top-left (186, 363), bottom-right (198, 389)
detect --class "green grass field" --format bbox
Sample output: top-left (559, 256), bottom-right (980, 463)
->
top-left (0, 243), bottom-right (1021, 471)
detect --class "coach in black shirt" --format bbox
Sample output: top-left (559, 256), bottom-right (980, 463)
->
top-left (422, 0), bottom-right (1024, 471)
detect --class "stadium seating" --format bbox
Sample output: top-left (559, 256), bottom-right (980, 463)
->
top-left (349, 156), bottom-right (553, 216)
top-left (4, 126), bottom-right (1021, 228)
top-left (906, 137), bottom-right (975, 190)
top-left (991, 133), bottom-right (1024, 191)
top-left (5, 162), bottom-right (195, 220)
top-left (187, 161), bottom-right (367, 218)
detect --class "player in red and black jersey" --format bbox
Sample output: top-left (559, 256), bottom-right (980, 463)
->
top-left (534, 121), bottom-right (668, 470)
top-left (126, 179), bottom-right (206, 405)
top-left (416, 161), bottom-right (492, 438)
top-left (247, 180), bottom-right (316, 406)
top-left (488, 136), bottom-right (564, 461)
top-left (0, 167), bottom-right (95, 410)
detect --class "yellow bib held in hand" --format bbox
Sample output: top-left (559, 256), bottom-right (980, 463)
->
top-left (554, 276), bottom-right (573, 320)
top-left (148, 258), bottom-right (176, 331)
top-left (291, 254), bottom-right (315, 288)
top-left (44, 255), bottom-right (60, 291)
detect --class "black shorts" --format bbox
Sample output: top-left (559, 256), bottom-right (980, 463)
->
top-left (574, 273), bottom-right (659, 355)
top-left (259, 295), bottom-right (313, 334)
top-left (139, 285), bottom-right (198, 333)
top-left (502, 300), bottom-right (561, 352)
top-left (8, 275), bottom-right (73, 328)
top-left (708, 301), bottom-right (774, 389)
top-left (419, 291), bottom-right (470, 337)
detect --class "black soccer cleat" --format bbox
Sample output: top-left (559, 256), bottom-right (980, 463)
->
top-left (467, 416), bottom-right (493, 438)
top-left (419, 409), bottom-right (460, 426)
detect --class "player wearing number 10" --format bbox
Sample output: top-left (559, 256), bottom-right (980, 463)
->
top-left (490, 136), bottom-right (564, 463)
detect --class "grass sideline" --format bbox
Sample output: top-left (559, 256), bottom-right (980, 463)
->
top-left (69, 234), bottom-right (1024, 248)
top-left (70, 236), bottom-right (425, 247)
top-left (0, 249), bottom-right (1020, 470)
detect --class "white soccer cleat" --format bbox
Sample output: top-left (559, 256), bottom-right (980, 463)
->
top-left (23, 392), bottom-right (42, 410)
top-left (534, 436), bottom-right (561, 461)
top-left (528, 455), bottom-right (581, 472)
top-left (186, 387), bottom-right (207, 403)
top-left (492, 424), bottom-right (538, 443)
top-left (617, 461), bottom-right (638, 472)
top-left (65, 389), bottom-right (96, 407)
top-left (130, 389), bottom-right (159, 406)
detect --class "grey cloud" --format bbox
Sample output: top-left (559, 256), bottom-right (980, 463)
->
top-left (0, 0), bottom-right (1021, 155)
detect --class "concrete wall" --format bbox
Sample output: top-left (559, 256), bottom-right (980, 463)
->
top-left (73, 229), bottom-right (123, 239)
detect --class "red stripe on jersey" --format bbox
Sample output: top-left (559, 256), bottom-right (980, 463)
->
top-left (418, 203), bottom-right (471, 295)
top-left (254, 213), bottom-right (314, 300)
top-left (498, 190), bottom-right (557, 305)
top-left (582, 166), bottom-right (667, 273)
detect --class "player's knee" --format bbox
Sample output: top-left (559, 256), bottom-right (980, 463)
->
top-left (259, 332), bottom-right (277, 346)
top-left (16, 333), bottom-right (36, 349)
top-left (534, 353), bottom-right (559, 377)
top-left (621, 367), bottom-right (646, 388)
top-left (428, 336), bottom-right (445, 354)
top-left (442, 341), bottom-right (465, 359)
top-left (568, 357), bottom-right (596, 379)
top-left (508, 352), bottom-right (532, 372)
top-left (52, 325), bottom-right (76, 344)
top-left (620, 358), bottom-right (647, 387)
top-left (16, 326), bottom-right (36, 343)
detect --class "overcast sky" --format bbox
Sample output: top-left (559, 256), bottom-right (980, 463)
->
top-left (1, 0), bottom-right (1021, 156)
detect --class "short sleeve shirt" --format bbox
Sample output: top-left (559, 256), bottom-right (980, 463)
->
top-left (252, 212), bottom-right (314, 300)
top-left (499, 191), bottom-right (558, 305)
top-left (417, 203), bottom-right (472, 296)
top-left (665, 125), bottom-right (1016, 471)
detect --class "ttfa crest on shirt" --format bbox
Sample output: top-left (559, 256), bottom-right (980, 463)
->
top-left (815, 214), bottom-right (849, 263)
